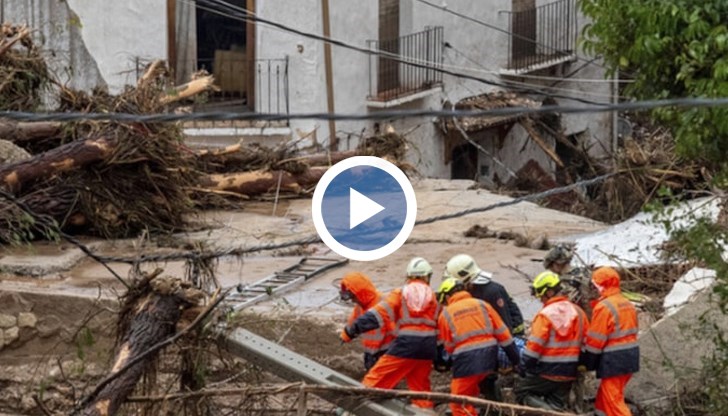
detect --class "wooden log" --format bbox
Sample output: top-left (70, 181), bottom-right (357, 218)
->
top-left (0, 121), bottom-right (62, 143)
top-left (81, 275), bottom-right (204, 416)
top-left (274, 150), bottom-right (357, 168)
top-left (199, 167), bottom-right (327, 196)
top-left (520, 119), bottom-right (565, 169)
top-left (0, 136), bottom-right (117, 192)
top-left (160, 76), bottom-right (217, 105)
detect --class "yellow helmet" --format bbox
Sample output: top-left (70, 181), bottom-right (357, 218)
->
top-left (531, 271), bottom-right (561, 297)
top-left (436, 277), bottom-right (463, 304)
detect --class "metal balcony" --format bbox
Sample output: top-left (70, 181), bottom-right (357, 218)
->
top-left (367, 26), bottom-right (444, 105)
top-left (502, 0), bottom-right (577, 75)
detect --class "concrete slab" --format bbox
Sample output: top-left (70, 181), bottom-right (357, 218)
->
top-left (630, 291), bottom-right (728, 406)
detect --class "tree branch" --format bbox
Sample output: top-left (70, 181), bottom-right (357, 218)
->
top-left (127, 382), bottom-right (574, 416)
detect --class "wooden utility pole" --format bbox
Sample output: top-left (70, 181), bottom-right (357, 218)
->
top-left (167, 0), bottom-right (177, 77)
top-left (321, 0), bottom-right (337, 151)
top-left (246, 0), bottom-right (256, 111)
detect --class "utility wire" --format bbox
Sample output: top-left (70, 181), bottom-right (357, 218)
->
top-left (444, 44), bottom-right (625, 100)
top-left (92, 172), bottom-right (617, 265)
top-left (193, 0), bottom-right (608, 106)
top-left (413, 0), bottom-right (610, 72)
top-left (2, 97), bottom-right (727, 123)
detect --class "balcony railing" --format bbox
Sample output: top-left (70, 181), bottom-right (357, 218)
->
top-left (136, 56), bottom-right (289, 115)
top-left (367, 26), bottom-right (444, 102)
top-left (504, 0), bottom-right (576, 73)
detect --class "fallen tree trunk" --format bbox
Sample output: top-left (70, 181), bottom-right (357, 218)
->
top-left (199, 167), bottom-right (327, 196)
top-left (0, 136), bottom-right (116, 192)
top-left (273, 150), bottom-right (357, 168)
top-left (0, 121), bottom-right (62, 144)
top-left (81, 273), bottom-right (205, 416)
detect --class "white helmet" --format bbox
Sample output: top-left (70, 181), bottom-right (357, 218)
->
top-left (446, 254), bottom-right (482, 284)
top-left (406, 257), bottom-right (433, 279)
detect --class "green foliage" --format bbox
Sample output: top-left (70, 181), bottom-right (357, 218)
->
top-left (580, 0), bottom-right (728, 163)
top-left (75, 326), bottom-right (95, 362)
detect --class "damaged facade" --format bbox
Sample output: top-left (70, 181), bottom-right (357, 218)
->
top-left (3, 0), bottom-right (615, 181)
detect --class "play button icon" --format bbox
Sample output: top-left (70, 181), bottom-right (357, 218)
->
top-left (312, 156), bottom-right (417, 261)
top-left (349, 188), bottom-right (385, 229)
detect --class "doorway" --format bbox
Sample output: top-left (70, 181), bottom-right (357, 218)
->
top-left (451, 143), bottom-right (478, 180)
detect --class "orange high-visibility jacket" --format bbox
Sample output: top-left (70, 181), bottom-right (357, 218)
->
top-left (351, 279), bottom-right (439, 360)
top-left (342, 273), bottom-right (395, 360)
top-left (438, 291), bottom-right (518, 378)
top-left (523, 295), bottom-right (589, 380)
top-left (584, 268), bottom-right (639, 379)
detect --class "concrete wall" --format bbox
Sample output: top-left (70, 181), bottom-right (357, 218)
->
top-left (257, 0), bottom-right (612, 179)
top-left (3, 0), bottom-right (613, 179)
top-left (2, 0), bottom-right (167, 94)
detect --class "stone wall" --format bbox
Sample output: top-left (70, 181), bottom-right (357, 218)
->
top-left (0, 290), bottom-right (116, 361)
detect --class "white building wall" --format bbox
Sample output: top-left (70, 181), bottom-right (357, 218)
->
top-left (3, 0), bottom-right (613, 179)
top-left (65, 0), bottom-right (167, 93)
top-left (2, 0), bottom-right (167, 94)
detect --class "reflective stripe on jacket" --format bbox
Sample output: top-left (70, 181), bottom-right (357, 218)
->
top-left (585, 289), bottom-right (640, 378)
top-left (523, 295), bottom-right (588, 380)
top-left (438, 291), bottom-right (514, 378)
top-left (342, 273), bottom-right (395, 357)
top-left (353, 280), bottom-right (439, 360)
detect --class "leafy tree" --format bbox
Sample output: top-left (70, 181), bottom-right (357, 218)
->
top-left (580, 0), bottom-right (728, 163)
top-left (581, 2), bottom-right (728, 413)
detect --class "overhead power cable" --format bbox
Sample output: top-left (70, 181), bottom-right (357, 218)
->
top-left (3, 97), bottom-right (727, 124)
top-left (444, 44), bottom-right (626, 100)
top-left (192, 0), bottom-right (608, 106)
top-left (92, 172), bottom-right (617, 264)
top-left (413, 0), bottom-right (609, 72)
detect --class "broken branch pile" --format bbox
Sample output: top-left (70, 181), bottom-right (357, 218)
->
top-left (0, 22), bottom-right (414, 242)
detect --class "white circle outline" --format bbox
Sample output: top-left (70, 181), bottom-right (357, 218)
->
top-left (311, 156), bottom-right (417, 262)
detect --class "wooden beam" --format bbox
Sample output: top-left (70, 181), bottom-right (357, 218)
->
top-left (167, 0), bottom-right (177, 77)
top-left (321, 0), bottom-right (337, 151)
top-left (246, 0), bottom-right (256, 111)
top-left (520, 119), bottom-right (565, 169)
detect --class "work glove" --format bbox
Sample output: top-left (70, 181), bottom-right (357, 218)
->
top-left (340, 327), bottom-right (356, 344)
top-left (512, 323), bottom-right (526, 337)
top-left (577, 365), bottom-right (587, 373)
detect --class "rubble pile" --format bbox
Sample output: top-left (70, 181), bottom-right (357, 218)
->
top-left (509, 115), bottom-right (715, 224)
top-left (0, 23), bottom-right (412, 243)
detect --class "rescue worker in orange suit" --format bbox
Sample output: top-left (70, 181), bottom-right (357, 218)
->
top-left (436, 277), bottom-right (521, 416)
top-left (583, 267), bottom-right (639, 416)
top-left (515, 271), bottom-right (589, 411)
top-left (446, 254), bottom-right (525, 402)
top-left (340, 257), bottom-right (438, 409)
top-left (339, 272), bottom-right (396, 371)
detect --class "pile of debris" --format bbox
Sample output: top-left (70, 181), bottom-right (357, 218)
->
top-left (0, 23), bottom-right (411, 243)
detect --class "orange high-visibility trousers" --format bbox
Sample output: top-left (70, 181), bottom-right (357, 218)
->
top-left (595, 374), bottom-right (632, 416)
top-left (362, 354), bottom-right (434, 408)
top-left (450, 374), bottom-right (488, 416)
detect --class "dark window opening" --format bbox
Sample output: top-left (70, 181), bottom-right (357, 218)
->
top-left (196, 0), bottom-right (249, 110)
top-left (451, 143), bottom-right (478, 180)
